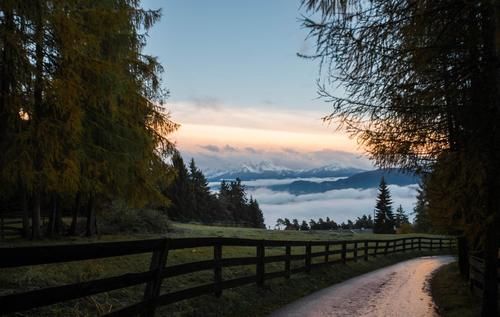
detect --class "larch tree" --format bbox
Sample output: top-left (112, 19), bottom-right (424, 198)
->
top-left (302, 0), bottom-right (500, 313)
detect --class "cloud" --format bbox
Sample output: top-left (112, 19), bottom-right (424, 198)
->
top-left (244, 147), bottom-right (258, 153)
top-left (247, 184), bottom-right (418, 227)
top-left (187, 96), bottom-right (221, 110)
top-left (181, 146), bottom-right (372, 171)
top-left (223, 144), bottom-right (238, 152)
top-left (199, 144), bottom-right (220, 152)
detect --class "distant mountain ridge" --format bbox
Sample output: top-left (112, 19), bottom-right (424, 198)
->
top-left (205, 161), bottom-right (365, 182)
top-left (270, 169), bottom-right (420, 195)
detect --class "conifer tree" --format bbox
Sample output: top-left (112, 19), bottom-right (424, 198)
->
top-left (373, 177), bottom-right (395, 234)
top-left (394, 205), bottom-right (410, 228)
top-left (300, 220), bottom-right (309, 231)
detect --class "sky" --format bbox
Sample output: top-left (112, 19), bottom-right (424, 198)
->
top-left (141, 0), bottom-right (369, 170)
top-left (140, 1), bottom-right (417, 225)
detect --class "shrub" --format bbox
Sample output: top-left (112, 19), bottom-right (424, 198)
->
top-left (98, 201), bottom-right (170, 234)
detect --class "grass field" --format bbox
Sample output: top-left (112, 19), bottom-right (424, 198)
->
top-left (431, 262), bottom-right (481, 317)
top-left (0, 222), bottom-right (453, 316)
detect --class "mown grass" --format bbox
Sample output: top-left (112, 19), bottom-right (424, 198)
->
top-left (431, 262), bottom-right (481, 317)
top-left (0, 222), bottom-right (453, 316)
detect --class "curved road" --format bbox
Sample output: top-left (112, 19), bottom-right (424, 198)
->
top-left (269, 256), bottom-right (454, 317)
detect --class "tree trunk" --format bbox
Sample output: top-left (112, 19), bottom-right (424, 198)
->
top-left (32, 191), bottom-right (41, 240)
top-left (482, 223), bottom-right (498, 316)
top-left (85, 195), bottom-right (96, 237)
top-left (69, 192), bottom-right (81, 236)
top-left (21, 189), bottom-right (30, 239)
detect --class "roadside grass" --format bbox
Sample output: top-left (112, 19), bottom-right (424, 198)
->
top-left (431, 262), bottom-right (481, 317)
top-left (0, 222), bottom-right (454, 316)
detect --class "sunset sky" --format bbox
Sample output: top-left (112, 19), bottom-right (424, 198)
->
top-left (143, 0), bottom-right (370, 170)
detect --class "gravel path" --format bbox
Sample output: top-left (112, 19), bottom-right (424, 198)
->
top-left (269, 255), bottom-right (455, 317)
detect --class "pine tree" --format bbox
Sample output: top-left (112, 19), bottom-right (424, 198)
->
top-left (394, 205), bottom-right (410, 228)
top-left (413, 183), bottom-right (432, 233)
top-left (300, 220), bottom-right (309, 231)
top-left (248, 197), bottom-right (265, 229)
top-left (166, 152), bottom-right (195, 221)
top-left (373, 177), bottom-right (395, 234)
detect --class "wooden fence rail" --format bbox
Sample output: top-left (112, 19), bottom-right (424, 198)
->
top-left (0, 236), bottom-right (456, 316)
top-left (0, 212), bottom-right (23, 239)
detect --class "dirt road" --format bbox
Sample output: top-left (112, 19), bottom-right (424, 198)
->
top-left (269, 256), bottom-right (454, 317)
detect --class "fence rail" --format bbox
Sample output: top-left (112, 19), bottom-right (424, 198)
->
top-left (0, 236), bottom-right (456, 316)
top-left (0, 212), bottom-right (23, 239)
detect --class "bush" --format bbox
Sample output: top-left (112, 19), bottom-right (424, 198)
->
top-left (397, 223), bottom-right (414, 234)
top-left (98, 201), bottom-right (170, 234)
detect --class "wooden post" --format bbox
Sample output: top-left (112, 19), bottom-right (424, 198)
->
top-left (374, 241), bottom-right (379, 257)
top-left (353, 242), bottom-right (358, 262)
top-left (430, 239), bottom-right (433, 251)
top-left (257, 242), bottom-right (265, 287)
top-left (411, 238), bottom-right (414, 251)
top-left (364, 241), bottom-right (369, 261)
top-left (324, 244), bottom-right (329, 264)
top-left (392, 240), bottom-right (396, 253)
top-left (285, 245), bottom-right (291, 279)
top-left (384, 241), bottom-right (389, 256)
top-left (0, 213), bottom-right (4, 240)
top-left (341, 242), bottom-right (347, 264)
top-left (143, 238), bottom-right (169, 317)
top-left (439, 238), bottom-right (443, 250)
top-left (214, 243), bottom-right (222, 297)
top-left (402, 239), bottom-right (406, 252)
top-left (305, 243), bottom-right (312, 273)
top-left (418, 237), bottom-right (422, 251)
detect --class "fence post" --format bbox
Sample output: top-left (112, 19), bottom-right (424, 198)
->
top-left (143, 238), bottom-right (169, 317)
top-left (374, 241), bottom-right (379, 257)
top-left (324, 244), bottom-right (329, 264)
top-left (353, 242), bottom-right (358, 262)
top-left (341, 242), bottom-right (347, 264)
top-left (402, 239), bottom-right (406, 252)
top-left (457, 236), bottom-right (469, 278)
top-left (430, 239), bottom-right (433, 251)
top-left (0, 213), bottom-right (4, 240)
top-left (411, 238), bottom-right (414, 250)
top-left (384, 241), bottom-right (389, 256)
top-left (285, 245), bottom-right (291, 279)
top-left (393, 240), bottom-right (396, 253)
top-left (257, 242), bottom-right (265, 287)
top-left (364, 241), bottom-right (369, 261)
top-left (439, 238), bottom-right (443, 250)
top-left (418, 237), bottom-right (422, 251)
top-left (214, 243), bottom-right (222, 297)
top-left (305, 242), bottom-right (312, 273)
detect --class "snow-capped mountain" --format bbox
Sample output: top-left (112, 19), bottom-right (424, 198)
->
top-left (205, 161), bottom-right (365, 181)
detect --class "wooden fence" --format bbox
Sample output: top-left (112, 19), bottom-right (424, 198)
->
top-left (0, 236), bottom-right (456, 316)
top-left (0, 212), bottom-right (23, 240)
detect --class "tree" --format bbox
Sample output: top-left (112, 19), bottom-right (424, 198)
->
top-left (165, 152), bottom-right (194, 221)
top-left (302, 1), bottom-right (500, 312)
top-left (300, 220), bottom-right (310, 231)
top-left (394, 205), bottom-right (410, 228)
top-left (413, 182), bottom-right (432, 233)
top-left (248, 197), bottom-right (265, 229)
top-left (373, 177), bottom-right (395, 234)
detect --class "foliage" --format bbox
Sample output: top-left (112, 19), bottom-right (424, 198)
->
top-left (302, 0), bottom-right (500, 311)
top-left (0, 0), bottom-right (177, 239)
top-left (98, 201), bottom-right (170, 234)
top-left (165, 156), bottom-right (265, 228)
top-left (373, 177), bottom-right (395, 234)
top-left (394, 205), bottom-right (410, 228)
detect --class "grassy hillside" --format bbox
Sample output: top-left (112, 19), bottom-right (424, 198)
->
top-left (0, 223), bottom-right (453, 316)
